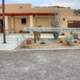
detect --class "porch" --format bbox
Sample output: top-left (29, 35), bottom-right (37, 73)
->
top-left (0, 13), bottom-right (56, 33)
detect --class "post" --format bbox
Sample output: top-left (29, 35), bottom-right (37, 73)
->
top-left (2, 0), bottom-right (6, 43)
top-left (5, 16), bottom-right (9, 33)
top-left (49, 15), bottom-right (52, 27)
top-left (29, 15), bottom-right (33, 27)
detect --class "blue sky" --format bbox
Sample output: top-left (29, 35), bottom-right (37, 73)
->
top-left (0, 0), bottom-right (80, 9)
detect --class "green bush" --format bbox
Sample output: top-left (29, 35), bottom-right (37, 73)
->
top-left (64, 34), bottom-right (73, 45)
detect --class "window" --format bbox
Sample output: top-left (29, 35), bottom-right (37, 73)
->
top-left (21, 18), bottom-right (26, 24)
top-left (63, 18), bottom-right (65, 21)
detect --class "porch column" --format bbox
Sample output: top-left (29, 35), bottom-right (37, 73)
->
top-left (11, 17), bottom-right (14, 32)
top-left (5, 16), bottom-right (9, 33)
top-left (34, 16), bottom-right (37, 27)
top-left (29, 15), bottom-right (33, 27)
top-left (49, 15), bottom-right (51, 27)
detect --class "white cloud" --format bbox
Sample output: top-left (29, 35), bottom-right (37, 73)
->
top-left (37, 0), bottom-right (80, 9)
top-left (0, 0), bottom-right (80, 9)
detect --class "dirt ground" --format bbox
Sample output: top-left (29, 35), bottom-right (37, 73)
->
top-left (19, 39), bottom-right (80, 49)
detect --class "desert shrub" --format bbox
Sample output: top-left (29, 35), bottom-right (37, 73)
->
top-left (53, 32), bottom-right (59, 39)
top-left (64, 34), bottom-right (73, 45)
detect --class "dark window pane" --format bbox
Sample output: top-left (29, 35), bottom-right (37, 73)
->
top-left (21, 18), bottom-right (26, 24)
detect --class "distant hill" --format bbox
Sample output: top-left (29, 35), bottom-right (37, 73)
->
top-left (74, 9), bottom-right (80, 16)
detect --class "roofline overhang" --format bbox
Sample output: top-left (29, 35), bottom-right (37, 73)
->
top-left (0, 13), bottom-right (56, 16)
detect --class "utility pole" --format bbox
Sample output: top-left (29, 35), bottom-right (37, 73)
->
top-left (2, 0), bottom-right (6, 43)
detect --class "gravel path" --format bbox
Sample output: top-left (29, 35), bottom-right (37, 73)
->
top-left (0, 49), bottom-right (80, 80)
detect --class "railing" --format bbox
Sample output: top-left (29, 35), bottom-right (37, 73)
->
top-left (26, 27), bottom-right (80, 32)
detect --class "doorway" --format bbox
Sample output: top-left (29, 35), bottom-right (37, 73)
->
top-left (0, 19), bottom-right (3, 33)
top-left (68, 21), bottom-right (80, 28)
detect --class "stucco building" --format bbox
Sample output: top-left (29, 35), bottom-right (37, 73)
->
top-left (0, 4), bottom-right (80, 33)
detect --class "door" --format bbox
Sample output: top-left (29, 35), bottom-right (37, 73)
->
top-left (68, 21), bottom-right (80, 28)
top-left (0, 19), bottom-right (3, 33)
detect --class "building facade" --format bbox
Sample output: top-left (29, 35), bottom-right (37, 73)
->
top-left (0, 4), bottom-right (80, 33)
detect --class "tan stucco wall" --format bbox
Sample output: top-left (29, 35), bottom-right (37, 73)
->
top-left (6, 15), bottom-right (80, 33)
top-left (56, 16), bottom-right (80, 28)
top-left (14, 16), bottom-right (30, 32)
top-left (67, 16), bottom-right (80, 21)
top-left (0, 4), bottom-right (80, 33)
top-left (33, 16), bottom-right (50, 27)
top-left (9, 16), bottom-right (52, 32)
top-left (0, 4), bottom-right (32, 13)
top-left (7, 15), bottom-right (56, 32)
top-left (7, 16), bottom-right (30, 32)
top-left (0, 4), bottom-right (73, 15)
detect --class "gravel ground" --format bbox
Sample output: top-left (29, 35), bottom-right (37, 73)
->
top-left (0, 49), bottom-right (80, 80)
top-left (19, 39), bottom-right (80, 49)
